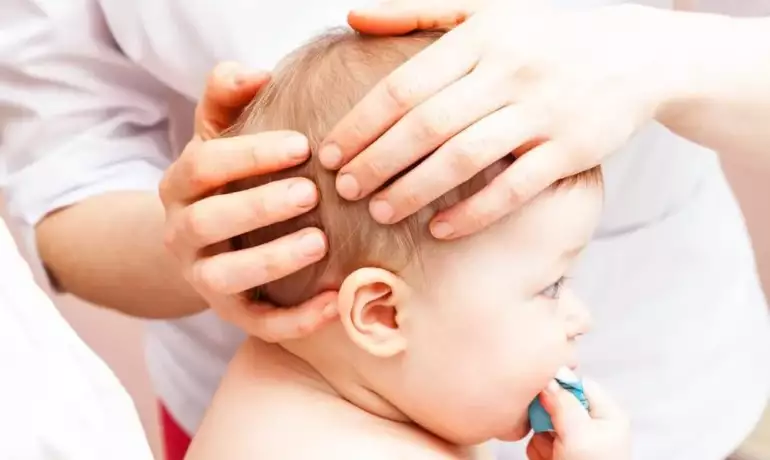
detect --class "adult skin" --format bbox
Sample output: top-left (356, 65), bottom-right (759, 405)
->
top-left (322, 2), bottom-right (770, 236)
top-left (153, 1), bottom-right (770, 339)
top-left (37, 63), bottom-right (334, 340)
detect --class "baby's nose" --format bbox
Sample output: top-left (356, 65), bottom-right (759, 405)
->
top-left (563, 292), bottom-right (592, 339)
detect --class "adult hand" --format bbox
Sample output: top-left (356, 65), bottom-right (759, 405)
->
top-left (327, 3), bottom-right (673, 239)
top-left (526, 380), bottom-right (631, 460)
top-left (160, 62), bottom-right (337, 342)
top-left (348, 0), bottom-right (541, 36)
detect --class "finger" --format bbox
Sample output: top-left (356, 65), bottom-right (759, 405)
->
top-left (191, 228), bottom-right (327, 296)
top-left (525, 442), bottom-right (544, 460)
top-left (582, 378), bottom-right (626, 422)
top-left (172, 178), bottom-right (318, 249)
top-left (196, 62), bottom-right (270, 138)
top-left (335, 70), bottom-right (507, 202)
top-left (319, 23), bottom-right (482, 170)
top-left (348, 0), bottom-right (474, 36)
top-left (429, 141), bottom-right (573, 239)
top-left (541, 380), bottom-right (592, 437)
top-left (369, 104), bottom-right (539, 224)
top-left (227, 290), bottom-right (339, 343)
top-left (527, 433), bottom-right (555, 460)
top-left (160, 131), bottom-right (310, 204)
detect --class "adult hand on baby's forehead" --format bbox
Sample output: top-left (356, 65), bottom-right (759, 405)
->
top-left (160, 62), bottom-right (337, 342)
top-left (330, 1), bottom-right (671, 239)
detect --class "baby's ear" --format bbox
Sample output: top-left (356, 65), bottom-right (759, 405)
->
top-left (337, 268), bottom-right (412, 357)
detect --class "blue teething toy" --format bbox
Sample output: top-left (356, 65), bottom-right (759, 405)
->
top-left (528, 368), bottom-right (589, 433)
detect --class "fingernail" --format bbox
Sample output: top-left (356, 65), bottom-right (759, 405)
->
top-left (430, 221), bottom-right (454, 239)
top-left (298, 232), bottom-right (326, 258)
top-left (285, 135), bottom-right (310, 160)
top-left (370, 199), bottom-right (394, 223)
top-left (288, 181), bottom-right (316, 207)
top-left (546, 380), bottom-right (561, 394)
top-left (233, 69), bottom-right (263, 86)
top-left (337, 173), bottom-right (360, 200)
top-left (218, 62), bottom-right (243, 88)
top-left (319, 143), bottom-right (342, 169)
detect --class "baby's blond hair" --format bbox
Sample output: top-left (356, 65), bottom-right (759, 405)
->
top-left (225, 29), bottom-right (601, 306)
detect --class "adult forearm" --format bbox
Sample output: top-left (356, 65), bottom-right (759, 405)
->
top-left (36, 191), bottom-right (207, 318)
top-left (657, 9), bottom-right (770, 160)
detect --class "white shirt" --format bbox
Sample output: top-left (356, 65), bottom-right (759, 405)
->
top-left (0, 218), bottom-right (153, 460)
top-left (0, 1), bottom-right (767, 459)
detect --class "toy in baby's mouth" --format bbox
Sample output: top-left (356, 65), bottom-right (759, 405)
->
top-left (528, 367), bottom-right (590, 433)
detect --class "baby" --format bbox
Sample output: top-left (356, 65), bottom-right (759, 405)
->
top-left (186, 29), bottom-right (627, 460)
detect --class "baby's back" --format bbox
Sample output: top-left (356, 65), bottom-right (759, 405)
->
top-left (186, 338), bottom-right (486, 460)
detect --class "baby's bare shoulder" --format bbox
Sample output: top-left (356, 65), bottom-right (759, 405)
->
top-left (189, 396), bottom-right (460, 460)
top-left (186, 340), bottom-right (470, 460)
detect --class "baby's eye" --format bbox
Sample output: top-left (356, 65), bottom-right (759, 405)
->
top-left (540, 277), bottom-right (567, 300)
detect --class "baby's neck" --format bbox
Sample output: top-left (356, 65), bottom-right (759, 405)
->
top-left (254, 339), bottom-right (479, 459)
top-left (222, 339), bottom-right (480, 460)
top-left (278, 327), bottom-right (410, 423)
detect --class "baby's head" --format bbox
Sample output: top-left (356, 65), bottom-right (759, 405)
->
top-left (226, 29), bottom-right (603, 445)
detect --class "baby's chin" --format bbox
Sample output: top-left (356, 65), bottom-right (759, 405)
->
top-left (495, 414), bottom-right (532, 442)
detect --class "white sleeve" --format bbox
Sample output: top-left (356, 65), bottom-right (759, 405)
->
top-left (0, 0), bottom-right (176, 234)
top-left (0, 219), bottom-right (154, 460)
top-left (97, 0), bottom-right (377, 100)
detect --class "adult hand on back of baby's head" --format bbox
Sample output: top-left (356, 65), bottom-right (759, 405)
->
top-left (160, 61), bottom-right (338, 343)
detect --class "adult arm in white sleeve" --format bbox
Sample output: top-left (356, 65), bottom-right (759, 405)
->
top-left (0, 0), bottom-right (205, 317)
top-left (97, 0), bottom-right (374, 100)
top-left (0, 219), bottom-right (154, 460)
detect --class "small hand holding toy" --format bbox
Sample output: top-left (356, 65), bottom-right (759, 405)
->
top-left (526, 368), bottom-right (632, 460)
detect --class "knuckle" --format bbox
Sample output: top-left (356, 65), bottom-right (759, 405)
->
top-left (162, 225), bottom-right (179, 253)
top-left (185, 142), bottom-right (216, 189)
top-left (259, 250), bottom-right (281, 281)
top-left (181, 205), bottom-right (210, 246)
top-left (411, 109), bottom-right (449, 144)
top-left (245, 142), bottom-right (265, 170)
top-left (186, 157), bottom-right (210, 192)
top-left (246, 190), bottom-right (270, 222)
top-left (191, 260), bottom-right (218, 293)
top-left (361, 158), bottom-right (394, 186)
top-left (499, 178), bottom-right (527, 209)
top-left (383, 75), bottom-right (419, 112)
top-left (158, 174), bottom-right (173, 205)
top-left (445, 142), bottom-right (484, 177)
top-left (400, 191), bottom-right (424, 214)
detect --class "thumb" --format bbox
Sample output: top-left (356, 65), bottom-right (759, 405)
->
top-left (195, 62), bottom-right (270, 139)
top-left (541, 380), bottom-right (591, 439)
top-left (348, 0), bottom-right (477, 36)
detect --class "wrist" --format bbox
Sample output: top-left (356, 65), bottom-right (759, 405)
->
top-left (654, 10), bottom-right (770, 125)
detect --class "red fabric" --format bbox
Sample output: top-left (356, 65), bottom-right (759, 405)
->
top-left (159, 403), bottom-right (192, 460)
